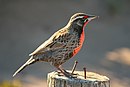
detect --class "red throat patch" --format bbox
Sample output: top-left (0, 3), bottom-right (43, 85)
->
top-left (83, 21), bottom-right (89, 29)
top-left (73, 28), bottom-right (85, 57)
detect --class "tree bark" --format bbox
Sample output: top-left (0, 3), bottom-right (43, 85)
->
top-left (47, 71), bottom-right (110, 87)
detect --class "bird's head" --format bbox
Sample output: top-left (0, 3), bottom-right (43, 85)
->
top-left (68, 13), bottom-right (98, 27)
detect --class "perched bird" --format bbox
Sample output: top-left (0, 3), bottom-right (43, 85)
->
top-left (13, 13), bottom-right (97, 77)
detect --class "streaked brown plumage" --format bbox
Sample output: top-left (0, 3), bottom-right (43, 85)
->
top-left (13, 13), bottom-right (97, 77)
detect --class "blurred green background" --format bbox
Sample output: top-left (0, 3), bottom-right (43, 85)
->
top-left (0, 0), bottom-right (130, 87)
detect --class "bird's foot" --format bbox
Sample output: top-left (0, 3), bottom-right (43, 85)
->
top-left (57, 69), bottom-right (75, 78)
top-left (56, 66), bottom-right (77, 78)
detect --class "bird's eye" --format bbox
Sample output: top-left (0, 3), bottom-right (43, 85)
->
top-left (83, 16), bottom-right (88, 19)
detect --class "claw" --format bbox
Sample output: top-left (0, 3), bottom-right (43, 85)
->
top-left (56, 66), bottom-right (73, 78)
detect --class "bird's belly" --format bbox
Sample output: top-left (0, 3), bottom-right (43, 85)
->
top-left (52, 35), bottom-right (85, 65)
top-left (72, 45), bottom-right (82, 57)
top-left (48, 48), bottom-right (73, 66)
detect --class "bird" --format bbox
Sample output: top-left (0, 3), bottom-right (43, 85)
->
top-left (13, 13), bottom-right (98, 77)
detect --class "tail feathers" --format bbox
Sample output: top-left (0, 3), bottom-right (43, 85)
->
top-left (13, 56), bottom-right (37, 77)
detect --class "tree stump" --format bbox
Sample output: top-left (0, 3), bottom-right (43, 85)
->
top-left (47, 71), bottom-right (110, 87)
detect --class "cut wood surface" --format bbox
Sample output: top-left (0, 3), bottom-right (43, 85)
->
top-left (47, 70), bottom-right (110, 87)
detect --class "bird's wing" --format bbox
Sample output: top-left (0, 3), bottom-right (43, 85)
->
top-left (29, 29), bottom-right (71, 56)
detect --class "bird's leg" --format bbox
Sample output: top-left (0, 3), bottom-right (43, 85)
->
top-left (56, 66), bottom-right (65, 74)
top-left (71, 61), bottom-right (78, 74)
top-left (55, 66), bottom-right (72, 78)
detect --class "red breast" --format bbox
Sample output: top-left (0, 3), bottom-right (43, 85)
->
top-left (73, 28), bottom-right (85, 56)
top-left (72, 20), bottom-right (89, 57)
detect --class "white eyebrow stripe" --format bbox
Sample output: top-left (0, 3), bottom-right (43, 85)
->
top-left (72, 16), bottom-right (84, 21)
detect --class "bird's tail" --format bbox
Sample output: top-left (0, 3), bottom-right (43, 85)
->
top-left (13, 56), bottom-right (37, 77)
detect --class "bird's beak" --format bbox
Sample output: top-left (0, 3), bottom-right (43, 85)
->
top-left (87, 15), bottom-right (99, 21)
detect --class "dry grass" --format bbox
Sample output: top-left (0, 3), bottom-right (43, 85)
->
top-left (106, 48), bottom-right (130, 65)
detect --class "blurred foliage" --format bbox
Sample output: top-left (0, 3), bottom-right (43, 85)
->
top-left (0, 80), bottom-right (22, 87)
